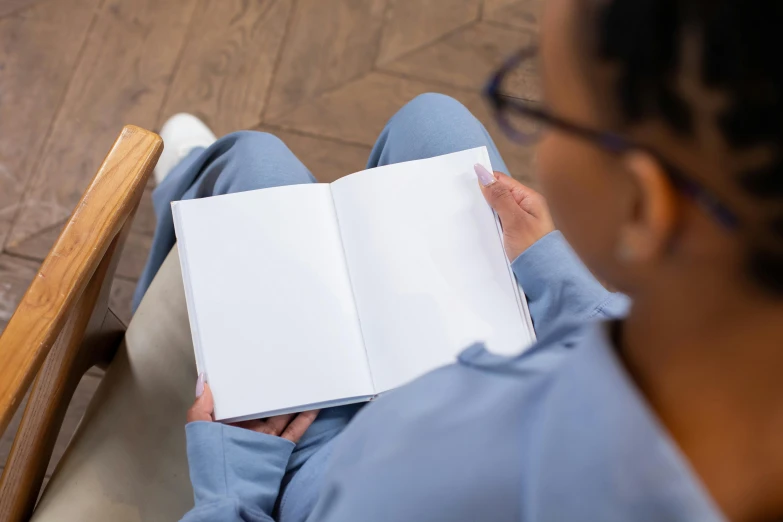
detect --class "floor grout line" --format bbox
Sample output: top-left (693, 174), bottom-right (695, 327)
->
top-left (266, 64), bottom-right (384, 124)
top-left (373, 69), bottom-right (479, 93)
top-left (1, 250), bottom-right (45, 264)
top-left (258, 0), bottom-right (298, 124)
top-left (3, 216), bottom-right (69, 257)
top-left (153, 0), bottom-right (201, 131)
top-left (250, 122), bottom-right (375, 150)
top-left (370, 0), bottom-right (394, 72)
top-left (482, 18), bottom-right (533, 33)
top-left (264, 0), bottom-right (392, 125)
top-left (0, 0), bottom-right (53, 21)
top-left (255, 60), bottom-right (538, 148)
top-left (376, 69), bottom-right (541, 104)
top-left (372, 17), bottom-right (479, 69)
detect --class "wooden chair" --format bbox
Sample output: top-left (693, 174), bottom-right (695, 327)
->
top-left (0, 126), bottom-right (197, 521)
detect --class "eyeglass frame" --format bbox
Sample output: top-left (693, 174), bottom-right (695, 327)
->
top-left (483, 46), bottom-right (741, 230)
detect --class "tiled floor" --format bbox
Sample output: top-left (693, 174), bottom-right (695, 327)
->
top-left (0, 0), bottom-right (540, 483)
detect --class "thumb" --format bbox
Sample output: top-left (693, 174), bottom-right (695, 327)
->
top-left (187, 378), bottom-right (214, 423)
top-left (475, 165), bottom-right (522, 221)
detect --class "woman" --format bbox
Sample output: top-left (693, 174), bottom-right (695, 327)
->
top-left (136, 0), bottom-right (783, 520)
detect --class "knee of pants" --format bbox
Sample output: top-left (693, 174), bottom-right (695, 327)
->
top-left (213, 130), bottom-right (314, 193)
top-left (391, 93), bottom-right (476, 137)
top-left (378, 93), bottom-right (492, 162)
top-left (226, 130), bottom-right (291, 164)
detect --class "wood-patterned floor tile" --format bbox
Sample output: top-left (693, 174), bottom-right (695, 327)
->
top-left (109, 276), bottom-right (136, 326)
top-left (0, 253), bottom-right (39, 332)
top-left (376, 0), bottom-right (480, 65)
top-left (16, 185), bottom-right (160, 296)
top-left (482, 0), bottom-right (542, 32)
top-left (0, 0), bottom-right (48, 18)
top-left (160, 0), bottom-right (293, 136)
top-left (267, 72), bottom-right (536, 183)
top-left (116, 185), bottom-right (156, 281)
top-left (116, 233), bottom-right (152, 282)
top-left (379, 22), bottom-right (539, 100)
top-left (4, 0), bottom-right (198, 258)
top-left (1, 225), bottom-right (58, 264)
top-left (264, 0), bottom-right (386, 120)
top-left (255, 127), bottom-right (373, 183)
top-left (267, 72), bottom-right (432, 146)
top-left (0, 389), bottom-right (28, 474)
top-left (0, 0), bottom-right (100, 250)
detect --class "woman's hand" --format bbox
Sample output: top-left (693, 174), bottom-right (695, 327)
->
top-left (475, 164), bottom-right (555, 262)
top-left (187, 375), bottom-right (319, 443)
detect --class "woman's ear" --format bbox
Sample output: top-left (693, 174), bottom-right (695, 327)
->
top-left (615, 151), bottom-right (679, 263)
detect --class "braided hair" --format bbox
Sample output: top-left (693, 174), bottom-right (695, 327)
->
top-left (594, 0), bottom-right (783, 295)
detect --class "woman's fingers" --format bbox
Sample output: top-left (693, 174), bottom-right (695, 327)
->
top-left (510, 183), bottom-right (553, 224)
top-left (186, 382), bottom-right (319, 442)
top-left (478, 168), bottom-right (547, 219)
top-left (187, 382), bottom-right (215, 423)
top-left (281, 410), bottom-right (320, 443)
top-left (474, 166), bottom-right (555, 261)
top-left (476, 166), bottom-right (521, 221)
top-left (231, 410), bottom-right (319, 441)
top-left (232, 419), bottom-right (265, 431)
top-left (262, 414), bottom-right (296, 434)
top-left (232, 414), bottom-right (294, 435)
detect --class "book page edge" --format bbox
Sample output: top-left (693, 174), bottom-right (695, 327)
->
top-left (217, 395), bottom-right (374, 423)
top-left (479, 148), bottom-right (537, 347)
top-left (171, 201), bottom-right (207, 376)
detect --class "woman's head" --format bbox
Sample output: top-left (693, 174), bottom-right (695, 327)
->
top-left (533, 0), bottom-right (783, 301)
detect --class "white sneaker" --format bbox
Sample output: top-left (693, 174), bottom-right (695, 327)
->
top-left (154, 113), bottom-right (217, 185)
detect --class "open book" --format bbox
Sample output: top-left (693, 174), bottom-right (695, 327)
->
top-left (173, 147), bottom-right (535, 422)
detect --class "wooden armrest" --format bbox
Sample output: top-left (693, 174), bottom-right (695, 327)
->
top-left (0, 125), bottom-right (161, 435)
top-left (0, 126), bottom-right (162, 521)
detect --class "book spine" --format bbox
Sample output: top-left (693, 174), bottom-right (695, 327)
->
top-left (171, 202), bottom-right (208, 376)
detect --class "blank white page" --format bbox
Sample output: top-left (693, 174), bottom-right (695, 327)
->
top-left (331, 147), bottom-right (534, 394)
top-left (173, 184), bottom-right (374, 421)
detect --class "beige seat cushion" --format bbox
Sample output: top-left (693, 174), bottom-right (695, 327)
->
top-left (33, 246), bottom-right (196, 521)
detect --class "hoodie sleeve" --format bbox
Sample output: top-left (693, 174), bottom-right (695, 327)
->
top-left (512, 231), bottom-right (630, 336)
top-left (180, 421), bottom-right (295, 522)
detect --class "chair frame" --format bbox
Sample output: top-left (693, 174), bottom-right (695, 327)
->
top-left (0, 126), bottom-right (162, 521)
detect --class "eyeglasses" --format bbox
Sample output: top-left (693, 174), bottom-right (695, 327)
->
top-left (483, 47), bottom-right (741, 230)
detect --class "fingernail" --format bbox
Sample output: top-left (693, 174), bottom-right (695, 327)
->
top-left (195, 373), bottom-right (205, 398)
top-left (474, 164), bottom-right (496, 186)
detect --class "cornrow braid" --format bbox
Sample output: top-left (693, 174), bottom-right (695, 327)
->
top-left (596, 0), bottom-right (783, 295)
